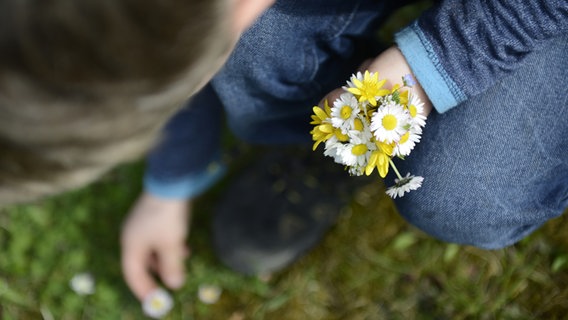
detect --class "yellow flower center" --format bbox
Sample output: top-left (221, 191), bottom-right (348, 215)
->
top-left (399, 132), bottom-right (410, 144)
top-left (151, 299), bottom-right (164, 309)
top-left (352, 144), bottom-right (368, 156)
top-left (340, 106), bottom-right (352, 119)
top-left (409, 104), bottom-right (417, 118)
top-left (353, 118), bottom-right (364, 131)
top-left (382, 115), bottom-right (398, 131)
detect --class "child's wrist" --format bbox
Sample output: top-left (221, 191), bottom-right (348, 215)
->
top-left (367, 46), bottom-right (432, 117)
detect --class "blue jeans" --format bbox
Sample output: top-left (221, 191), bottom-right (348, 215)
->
top-left (146, 0), bottom-right (568, 249)
top-left (146, 0), bottom-right (400, 196)
top-left (393, 34), bottom-right (568, 249)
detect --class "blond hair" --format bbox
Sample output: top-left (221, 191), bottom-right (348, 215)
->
top-left (0, 0), bottom-right (231, 205)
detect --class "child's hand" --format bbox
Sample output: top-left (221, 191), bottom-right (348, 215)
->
top-left (120, 192), bottom-right (191, 301)
top-left (320, 46), bottom-right (433, 116)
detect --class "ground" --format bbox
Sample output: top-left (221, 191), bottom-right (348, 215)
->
top-left (2, 151), bottom-right (568, 319)
top-left (2, 2), bottom-right (568, 319)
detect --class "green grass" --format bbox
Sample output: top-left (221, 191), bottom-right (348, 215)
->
top-left (2, 158), bottom-right (568, 319)
top-left (3, 2), bottom-right (568, 319)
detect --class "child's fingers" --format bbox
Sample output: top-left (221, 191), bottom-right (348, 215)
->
top-left (157, 243), bottom-right (189, 290)
top-left (121, 247), bottom-right (158, 301)
top-left (318, 88), bottom-right (344, 108)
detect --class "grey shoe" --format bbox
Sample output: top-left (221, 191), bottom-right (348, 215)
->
top-left (213, 146), bottom-right (370, 275)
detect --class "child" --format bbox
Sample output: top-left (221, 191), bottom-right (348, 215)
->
top-left (121, 0), bottom-right (568, 302)
top-left (1, 0), bottom-right (566, 305)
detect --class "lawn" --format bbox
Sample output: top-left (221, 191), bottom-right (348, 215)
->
top-left (2, 149), bottom-right (568, 319)
top-left (2, 2), bottom-right (568, 319)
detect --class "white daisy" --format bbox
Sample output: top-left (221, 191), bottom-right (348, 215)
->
top-left (370, 102), bottom-right (410, 144)
top-left (339, 135), bottom-right (376, 169)
top-left (324, 135), bottom-right (348, 164)
top-left (347, 115), bottom-right (373, 142)
top-left (337, 142), bottom-right (359, 167)
top-left (69, 272), bottom-right (95, 296)
top-left (407, 91), bottom-right (426, 130)
top-left (198, 284), bottom-right (223, 304)
top-left (143, 288), bottom-right (174, 319)
top-left (343, 71), bottom-right (364, 91)
top-left (338, 144), bottom-right (357, 167)
top-left (330, 93), bottom-right (360, 134)
top-left (348, 165), bottom-right (365, 176)
top-left (386, 173), bottom-right (424, 199)
top-left (393, 128), bottom-right (422, 157)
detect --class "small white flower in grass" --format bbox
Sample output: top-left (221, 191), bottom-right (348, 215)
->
top-left (370, 102), bottom-right (410, 144)
top-left (69, 272), bottom-right (95, 296)
top-left (331, 93), bottom-right (360, 134)
top-left (198, 284), bottom-right (223, 304)
top-left (386, 173), bottom-right (424, 199)
top-left (143, 288), bottom-right (174, 319)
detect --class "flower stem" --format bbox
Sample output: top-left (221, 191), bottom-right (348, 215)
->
top-left (389, 159), bottom-right (403, 180)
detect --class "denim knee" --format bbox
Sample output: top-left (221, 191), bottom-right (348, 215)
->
top-left (391, 105), bottom-right (568, 249)
top-left (393, 152), bottom-right (568, 249)
top-left (391, 35), bottom-right (568, 249)
top-left (395, 192), bottom-right (557, 250)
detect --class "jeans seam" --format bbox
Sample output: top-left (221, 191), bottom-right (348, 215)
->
top-left (303, 37), bottom-right (320, 87)
top-left (324, 1), bottom-right (362, 41)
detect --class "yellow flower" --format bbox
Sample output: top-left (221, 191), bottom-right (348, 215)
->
top-left (347, 71), bottom-right (390, 107)
top-left (364, 141), bottom-right (394, 177)
top-left (311, 100), bottom-right (335, 150)
top-left (311, 125), bottom-right (349, 151)
top-left (310, 125), bottom-right (331, 151)
top-left (310, 100), bottom-right (332, 126)
top-left (365, 150), bottom-right (389, 177)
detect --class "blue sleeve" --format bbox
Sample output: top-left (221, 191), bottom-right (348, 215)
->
top-left (144, 84), bottom-right (226, 199)
top-left (145, 159), bottom-right (226, 199)
top-left (395, 0), bottom-right (568, 113)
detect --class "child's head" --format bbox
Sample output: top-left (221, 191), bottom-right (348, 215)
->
top-left (0, 0), bottom-right (273, 205)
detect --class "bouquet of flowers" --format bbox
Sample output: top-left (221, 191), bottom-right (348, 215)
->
top-left (310, 71), bottom-right (426, 198)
